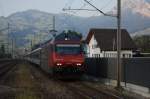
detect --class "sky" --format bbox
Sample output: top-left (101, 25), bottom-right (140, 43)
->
top-left (0, 0), bottom-right (116, 17)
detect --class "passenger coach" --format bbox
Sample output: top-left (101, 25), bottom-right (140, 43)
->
top-left (27, 31), bottom-right (85, 76)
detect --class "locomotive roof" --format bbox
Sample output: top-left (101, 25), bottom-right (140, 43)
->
top-left (31, 32), bottom-right (82, 51)
top-left (54, 32), bottom-right (82, 41)
top-left (54, 40), bottom-right (81, 44)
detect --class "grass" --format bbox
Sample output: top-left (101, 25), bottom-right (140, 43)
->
top-left (14, 64), bottom-right (42, 99)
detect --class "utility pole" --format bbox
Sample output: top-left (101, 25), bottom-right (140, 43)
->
top-left (0, 26), bottom-right (9, 55)
top-left (7, 23), bottom-right (10, 55)
top-left (33, 32), bottom-right (36, 45)
top-left (50, 16), bottom-right (57, 37)
top-left (13, 38), bottom-right (16, 58)
top-left (30, 40), bottom-right (33, 51)
top-left (8, 23), bottom-right (14, 58)
top-left (63, 0), bottom-right (122, 89)
top-left (12, 39), bottom-right (13, 58)
top-left (116, 0), bottom-right (121, 89)
top-left (39, 30), bottom-right (42, 47)
top-left (53, 16), bottom-right (55, 31)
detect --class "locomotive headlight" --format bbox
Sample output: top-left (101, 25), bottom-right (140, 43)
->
top-left (76, 63), bottom-right (82, 66)
top-left (56, 63), bottom-right (62, 66)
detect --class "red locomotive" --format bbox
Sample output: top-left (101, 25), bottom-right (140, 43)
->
top-left (27, 31), bottom-right (85, 76)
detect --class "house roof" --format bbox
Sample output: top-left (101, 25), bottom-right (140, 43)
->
top-left (86, 28), bottom-right (137, 51)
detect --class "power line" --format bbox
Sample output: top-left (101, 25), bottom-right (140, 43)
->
top-left (63, 0), bottom-right (115, 17)
top-left (84, 0), bottom-right (115, 16)
top-left (63, 0), bottom-right (94, 15)
top-left (63, 8), bottom-right (97, 11)
top-left (75, 0), bottom-right (94, 13)
top-left (63, 0), bottom-right (116, 17)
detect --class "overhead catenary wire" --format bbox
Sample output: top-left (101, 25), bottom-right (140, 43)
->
top-left (83, 0), bottom-right (116, 17)
top-left (61, 0), bottom-right (87, 31)
top-left (62, 0), bottom-right (115, 33)
top-left (74, 0), bottom-right (94, 14)
top-left (63, 0), bottom-right (94, 15)
top-left (63, 0), bottom-right (117, 17)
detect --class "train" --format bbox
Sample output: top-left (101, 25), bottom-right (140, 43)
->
top-left (26, 31), bottom-right (85, 76)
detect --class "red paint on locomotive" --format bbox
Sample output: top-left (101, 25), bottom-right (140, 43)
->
top-left (27, 32), bottom-right (85, 75)
top-left (47, 40), bottom-right (85, 73)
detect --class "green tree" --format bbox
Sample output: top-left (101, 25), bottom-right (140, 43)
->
top-left (0, 44), bottom-right (5, 58)
top-left (63, 30), bottom-right (82, 38)
top-left (133, 35), bottom-right (150, 53)
top-left (0, 44), bottom-right (5, 54)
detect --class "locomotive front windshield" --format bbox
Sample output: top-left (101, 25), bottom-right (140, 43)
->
top-left (55, 44), bottom-right (81, 55)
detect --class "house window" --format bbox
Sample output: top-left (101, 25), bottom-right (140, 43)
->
top-left (107, 53), bottom-right (109, 57)
top-left (96, 54), bottom-right (98, 58)
top-left (123, 54), bottom-right (125, 58)
top-left (92, 45), bottom-right (94, 49)
top-left (92, 54), bottom-right (94, 57)
top-left (106, 54), bottom-right (108, 57)
top-left (108, 53), bottom-right (110, 57)
top-left (126, 54), bottom-right (128, 58)
top-left (122, 53), bottom-right (132, 58)
top-left (93, 37), bottom-right (97, 43)
top-left (99, 54), bottom-right (100, 57)
top-left (129, 54), bottom-right (131, 58)
top-left (92, 44), bottom-right (97, 49)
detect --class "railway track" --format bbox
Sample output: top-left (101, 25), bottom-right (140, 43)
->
top-left (78, 82), bottom-right (123, 98)
top-left (30, 64), bottom-right (82, 99)
top-left (57, 80), bottom-right (123, 99)
top-left (0, 59), bottom-right (18, 99)
top-left (30, 63), bottom-right (123, 99)
top-left (0, 59), bottom-right (17, 77)
top-left (0, 62), bottom-right (144, 99)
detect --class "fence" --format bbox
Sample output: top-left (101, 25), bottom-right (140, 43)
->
top-left (85, 57), bottom-right (150, 88)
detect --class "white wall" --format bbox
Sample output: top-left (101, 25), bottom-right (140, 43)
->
top-left (87, 35), bottom-right (101, 57)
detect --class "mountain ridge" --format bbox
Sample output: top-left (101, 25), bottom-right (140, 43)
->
top-left (0, 1), bottom-right (150, 47)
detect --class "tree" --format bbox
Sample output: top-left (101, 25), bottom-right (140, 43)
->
top-left (0, 44), bottom-right (5, 54)
top-left (133, 35), bottom-right (150, 53)
top-left (63, 30), bottom-right (82, 38)
top-left (0, 44), bottom-right (5, 58)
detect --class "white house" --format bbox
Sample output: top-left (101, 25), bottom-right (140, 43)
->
top-left (85, 29), bottom-right (137, 58)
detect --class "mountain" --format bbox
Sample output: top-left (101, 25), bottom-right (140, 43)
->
top-left (122, 0), bottom-right (150, 17)
top-left (110, 0), bottom-right (150, 32)
top-left (132, 28), bottom-right (150, 37)
top-left (0, 0), bottom-right (150, 48)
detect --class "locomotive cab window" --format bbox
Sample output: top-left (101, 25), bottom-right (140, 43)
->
top-left (55, 44), bottom-right (81, 55)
